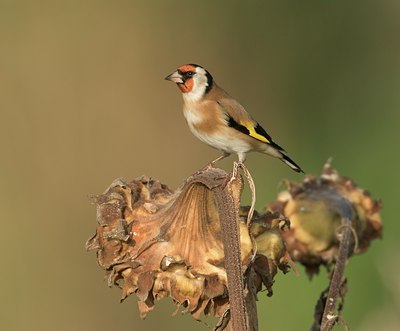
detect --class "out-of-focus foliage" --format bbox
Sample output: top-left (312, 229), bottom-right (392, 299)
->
top-left (1, 1), bottom-right (398, 330)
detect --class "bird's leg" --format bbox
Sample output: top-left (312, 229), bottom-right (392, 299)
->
top-left (237, 152), bottom-right (247, 164)
top-left (229, 152), bottom-right (246, 179)
top-left (210, 152), bottom-right (231, 165)
top-left (202, 152), bottom-right (230, 170)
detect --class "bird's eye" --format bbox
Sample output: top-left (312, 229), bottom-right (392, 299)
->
top-left (185, 71), bottom-right (194, 78)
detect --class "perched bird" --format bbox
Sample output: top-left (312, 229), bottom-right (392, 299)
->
top-left (165, 64), bottom-right (304, 173)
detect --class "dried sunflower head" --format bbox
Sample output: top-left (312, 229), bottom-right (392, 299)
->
top-left (86, 168), bottom-right (291, 321)
top-left (268, 161), bottom-right (382, 277)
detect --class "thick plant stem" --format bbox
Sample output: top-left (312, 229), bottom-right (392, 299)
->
top-left (213, 173), bottom-right (249, 331)
top-left (211, 165), bottom-right (259, 331)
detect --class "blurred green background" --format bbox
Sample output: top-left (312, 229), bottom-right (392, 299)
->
top-left (1, 0), bottom-right (399, 330)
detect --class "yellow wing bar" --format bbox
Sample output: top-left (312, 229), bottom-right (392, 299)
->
top-left (240, 120), bottom-right (270, 143)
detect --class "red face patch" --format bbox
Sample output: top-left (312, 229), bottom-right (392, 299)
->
top-left (178, 78), bottom-right (194, 93)
top-left (178, 64), bottom-right (196, 73)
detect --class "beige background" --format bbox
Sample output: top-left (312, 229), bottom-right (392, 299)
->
top-left (1, 1), bottom-right (399, 330)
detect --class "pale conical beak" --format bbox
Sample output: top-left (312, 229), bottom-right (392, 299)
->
top-left (164, 71), bottom-right (183, 84)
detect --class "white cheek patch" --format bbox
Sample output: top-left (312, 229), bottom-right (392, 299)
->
top-left (182, 87), bottom-right (204, 103)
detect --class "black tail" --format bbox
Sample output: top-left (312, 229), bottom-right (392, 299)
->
top-left (281, 153), bottom-right (304, 173)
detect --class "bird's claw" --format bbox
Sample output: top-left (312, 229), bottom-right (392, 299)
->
top-left (201, 161), bottom-right (216, 172)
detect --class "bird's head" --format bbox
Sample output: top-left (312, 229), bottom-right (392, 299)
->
top-left (165, 64), bottom-right (213, 102)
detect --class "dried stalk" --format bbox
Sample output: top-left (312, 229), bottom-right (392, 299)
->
top-left (213, 172), bottom-right (249, 331)
top-left (320, 220), bottom-right (354, 331)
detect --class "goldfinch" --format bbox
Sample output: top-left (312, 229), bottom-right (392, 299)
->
top-left (165, 64), bottom-right (304, 173)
